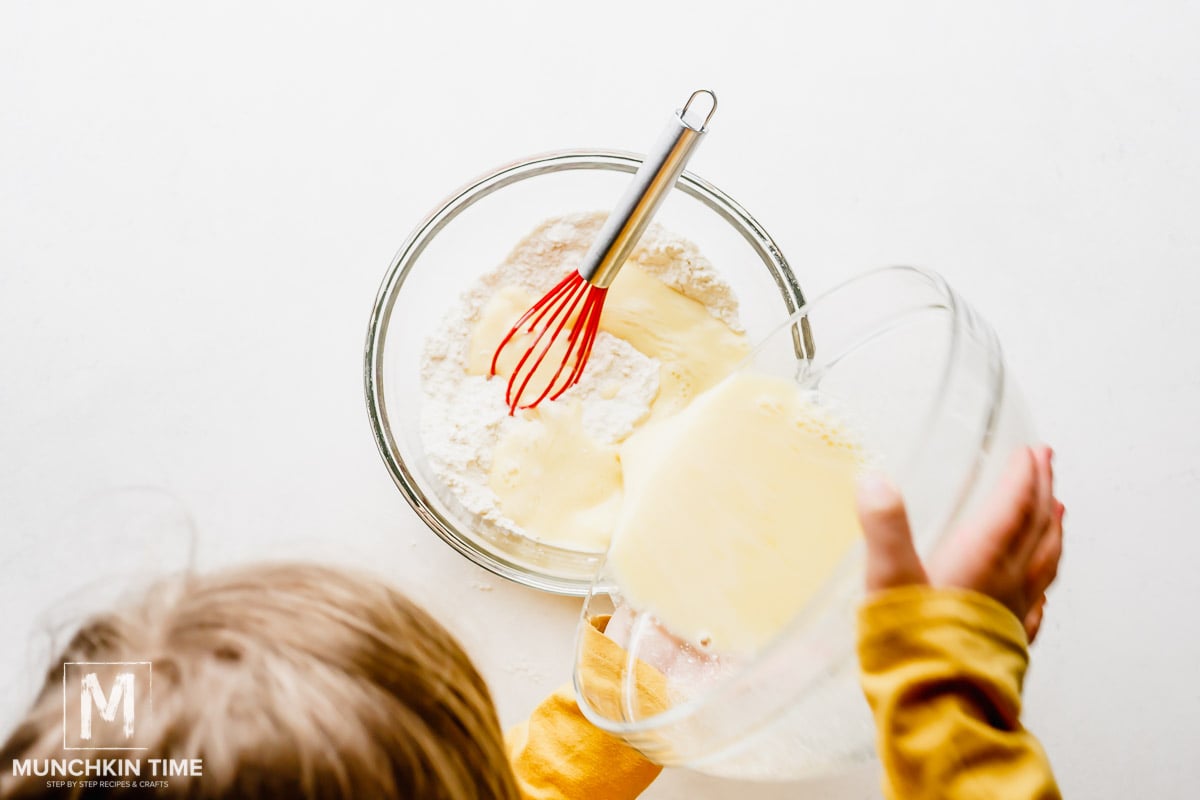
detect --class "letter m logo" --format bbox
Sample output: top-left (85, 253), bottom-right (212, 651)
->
top-left (81, 672), bottom-right (135, 740)
top-left (62, 662), bottom-right (152, 750)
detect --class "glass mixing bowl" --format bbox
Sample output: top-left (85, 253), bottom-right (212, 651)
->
top-left (364, 151), bottom-right (806, 595)
top-left (574, 266), bottom-right (1033, 780)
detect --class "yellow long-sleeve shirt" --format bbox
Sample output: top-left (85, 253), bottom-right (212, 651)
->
top-left (508, 588), bottom-right (1060, 799)
top-left (858, 585), bottom-right (1061, 800)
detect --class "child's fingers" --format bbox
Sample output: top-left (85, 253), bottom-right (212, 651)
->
top-left (1027, 500), bottom-right (1065, 598)
top-left (929, 446), bottom-right (1038, 592)
top-left (857, 474), bottom-right (928, 592)
top-left (951, 446), bottom-right (1039, 571)
top-left (603, 604), bottom-right (637, 648)
top-left (1024, 593), bottom-right (1047, 643)
top-left (1018, 446), bottom-right (1055, 562)
top-left (987, 447), bottom-right (1039, 549)
top-left (1037, 446), bottom-right (1055, 531)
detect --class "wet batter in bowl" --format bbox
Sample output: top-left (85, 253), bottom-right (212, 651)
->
top-left (420, 212), bottom-right (749, 552)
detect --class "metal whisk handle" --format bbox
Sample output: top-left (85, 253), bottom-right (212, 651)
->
top-left (579, 89), bottom-right (717, 289)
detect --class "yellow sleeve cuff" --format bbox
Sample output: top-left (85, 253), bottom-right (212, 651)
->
top-left (859, 585), bottom-right (1029, 655)
top-left (505, 616), bottom-right (665, 800)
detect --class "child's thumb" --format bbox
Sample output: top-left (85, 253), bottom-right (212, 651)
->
top-left (856, 474), bottom-right (928, 592)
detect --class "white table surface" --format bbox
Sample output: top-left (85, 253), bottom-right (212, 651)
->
top-left (2, 3), bottom-right (1198, 797)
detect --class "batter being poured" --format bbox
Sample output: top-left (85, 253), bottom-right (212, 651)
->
top-left (607, 371), bottom-right (868, 654)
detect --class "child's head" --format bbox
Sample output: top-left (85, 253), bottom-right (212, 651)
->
top-left (0, 563), bottom-right (520, 799)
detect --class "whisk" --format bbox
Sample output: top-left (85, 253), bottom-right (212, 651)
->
top-left (491, 89), bottom-right (718, 413)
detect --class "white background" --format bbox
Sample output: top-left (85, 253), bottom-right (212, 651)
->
top-left (2, 2), bottom-right (1198, 798)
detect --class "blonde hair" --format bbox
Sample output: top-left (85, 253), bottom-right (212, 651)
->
top-left (0, 563), bottom-right (520, 799)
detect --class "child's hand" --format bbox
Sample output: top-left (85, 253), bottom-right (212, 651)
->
top-left (856, 446), bottom-right (1065, 642)
top-left (605, 604), bottom-right (722, 680)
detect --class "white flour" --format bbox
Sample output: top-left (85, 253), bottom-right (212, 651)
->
top-left (419, 211), bottom-right (742, 549)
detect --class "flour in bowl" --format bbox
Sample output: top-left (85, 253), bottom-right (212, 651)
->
top-left (420, 211), bottom-right (747, 552)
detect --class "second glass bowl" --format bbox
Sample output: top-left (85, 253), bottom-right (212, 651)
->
top-left (574, 266), bottom-right (1033, 780)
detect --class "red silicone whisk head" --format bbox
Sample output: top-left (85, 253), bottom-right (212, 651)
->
top-left (490, 271), bottom-right (608, 414)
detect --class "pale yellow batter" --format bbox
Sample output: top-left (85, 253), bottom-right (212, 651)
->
top-left (487, 401), bottom-right (623, 552)
top-left (608, 371), bottom-right (866, 655)
top-left (469, 265), bottom-right (750, 551)
top-left (600, 265), bottom-right (751, 419)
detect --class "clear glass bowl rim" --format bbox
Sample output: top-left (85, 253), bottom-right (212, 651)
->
top-left (363, 149), bottom-right (808, 595)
